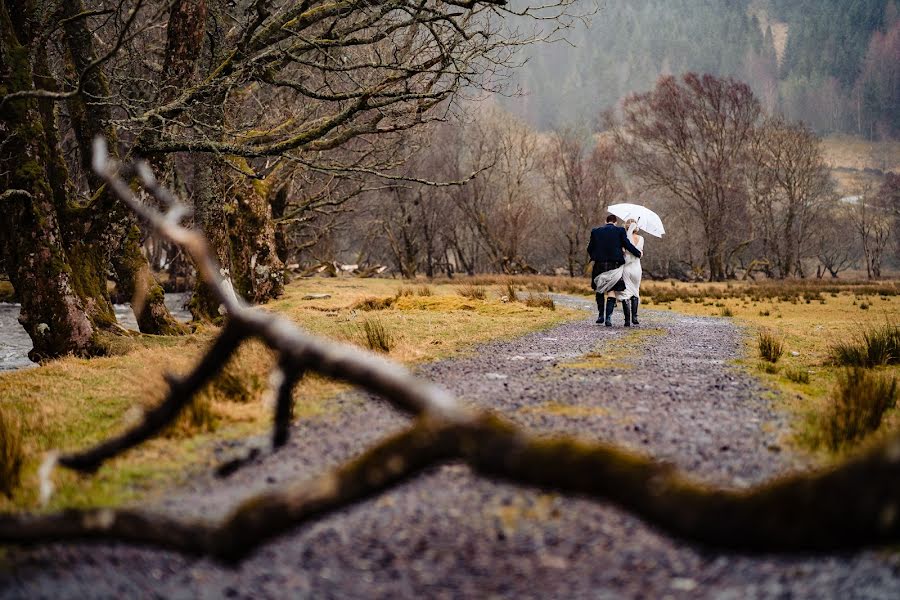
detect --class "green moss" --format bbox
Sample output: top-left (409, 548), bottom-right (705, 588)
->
top-left (66, 243), bottom-right (116, 327)
top-left (0, 280), bottom-right (14, 302)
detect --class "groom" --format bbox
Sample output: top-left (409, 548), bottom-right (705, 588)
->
top-left (587, 215), bottom-right (642, 326)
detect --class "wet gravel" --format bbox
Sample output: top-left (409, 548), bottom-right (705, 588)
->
top-left (3, 302), bottom-right (900, 599)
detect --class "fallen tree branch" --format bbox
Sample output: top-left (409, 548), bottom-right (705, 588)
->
top-left (6, 414), bottom-right (900, 561)
top-left (3, 138), bottom-right (900, 563)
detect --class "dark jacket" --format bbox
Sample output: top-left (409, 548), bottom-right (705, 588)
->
top-left (587, 223), bottom-right (642, 266)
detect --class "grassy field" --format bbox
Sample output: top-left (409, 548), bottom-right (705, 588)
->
top-left (641, 279), bottom-right (900, 456)
top-left (821, 134), bottom-right (900, 195)
top-left (0, 278), bottom-right (579, 512)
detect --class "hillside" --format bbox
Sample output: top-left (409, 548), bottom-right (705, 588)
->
top-left (502, 0), bottom-right (899, 141)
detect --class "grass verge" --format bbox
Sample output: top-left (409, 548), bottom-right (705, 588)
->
top-left (651, 280), bottom-right (900, 456)
top-left (0, 277), bottom-right (580, 511)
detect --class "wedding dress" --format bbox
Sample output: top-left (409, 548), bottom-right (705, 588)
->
top-left (616, 224), bottom-right (644, 302)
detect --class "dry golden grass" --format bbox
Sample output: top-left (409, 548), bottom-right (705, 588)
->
top-left (0, 405), bottom-right (24, 496)
top-left (558, 328), bottom-right (665, 370)
top-left (0, 277), bottom-right (579, 510)
top-left (520, 402), bottom-right (609, 419)
top-left (817, 368), bottom-right (898, 452)
top-left (653, 279), bottom-right (900, 455)
top-left (458, 284), bottom-right (487, 300)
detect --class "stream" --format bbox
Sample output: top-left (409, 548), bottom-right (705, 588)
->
top-left (0, 293), bottom-right (191, 372)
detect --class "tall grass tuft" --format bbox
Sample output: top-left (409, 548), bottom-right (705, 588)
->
top-left (360, 317), bottom-right (395, 352)
top-left (168, 395), bottom-right (217, 437)
top-left (0, 405), bottom-right (24, 496)
top-left (819, 368), bottom-right (898, 451)
top-left (458, 284), bottom-right (486, 300)
top-left (758, 330), bottom-right (784, 363)
top-left (784, 366), bottom-right (810, 384)
top-left (719, 306), bottom-right (734, 317)
top-left (830, 323), bottom-right (900, 368)
top-left (524, 294), bottom-right (555, 310)
top-left (352, 296), bottom-right (395, 311)
top-left (504, 280), bottom-right (519, 302)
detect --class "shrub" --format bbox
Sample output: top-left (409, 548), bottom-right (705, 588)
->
top-left (758, 330), bottom-right (784, 363)
top-left (719, 306), bottom-right (734, 317)
top-left (830, 323), bottom-right (900, 368)
top-left (524, 294), bottom-right (555, 310)
top-left (458, 285), bottom-right (486, 300)
top-left (859, 302), bottom-right (870, 310)
top-left (759, 309), bottom-right (770, 316)
top-left (360, 317), bottom-right (395, 352)
top-left (0, 406), bottom-right (24, 496)
top-left (784, 367), bottom-right (810, 384)
top-left (353, 296), bottom-right (395, 311)
top-left (819, 368), bottom-right (898, 451)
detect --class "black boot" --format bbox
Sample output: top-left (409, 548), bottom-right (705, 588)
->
top-left (631, 296), bottom-right (639, 326)
top-left (604, 297), bottom-right (616, 327)
top-left (595, 294), bottom-right (604, 324)
top-left (621, 300), bottom-right (631, 327)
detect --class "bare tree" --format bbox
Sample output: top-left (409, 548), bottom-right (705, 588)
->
top-left (850, 186), bottom-right (895, 280)
top-left (748, 118), bottom-right (834, 278)
top-left (448, 109), bottom-right (544, 273)
top-left (1, 0), bottom-right (584, 356)
top-left (611, 73), bottom-right (761, 281)
top-left (813, 206), bottom-right (859, 278)
top-left (541, 130), bottom-right (623, 276)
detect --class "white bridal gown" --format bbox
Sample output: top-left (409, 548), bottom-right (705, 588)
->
top-left (616, 225), bottom-right (644, 302)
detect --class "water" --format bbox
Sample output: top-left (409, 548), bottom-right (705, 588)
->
top-left (0, 293), bottom-right (192, 372)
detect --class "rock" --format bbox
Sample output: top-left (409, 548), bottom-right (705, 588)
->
top-left (302, 293), bottom-right (332, 300)
top-left (670, 577), bottom-right (698, 591)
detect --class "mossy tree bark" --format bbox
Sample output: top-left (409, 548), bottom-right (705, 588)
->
top-left (189, 153), bottom-right (284, 320)
top-left (60, 0), bottom-right (183, 335)
top-left (0, 1), bottom-right (101, 359)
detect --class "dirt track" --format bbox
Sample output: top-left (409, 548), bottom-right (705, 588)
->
top-left (3, 302), bottom-right (899, 599)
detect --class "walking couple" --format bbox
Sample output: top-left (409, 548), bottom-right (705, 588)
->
top-left (588, 214), bottom-right (644, 327)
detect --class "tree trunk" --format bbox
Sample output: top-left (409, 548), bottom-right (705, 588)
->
top-left (188, 155), bottom-right (285, 321)
top-left (181, 3), bottom-right (284, 319)
top-left (226, 160), bottom-right (285, 303)
top-left (0, 2), bottom-right (100, 359)
top-left (60, 0), bottom-right (183, 335)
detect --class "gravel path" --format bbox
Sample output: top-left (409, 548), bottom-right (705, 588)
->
top-left (3, 303), bottom-right (900, 599)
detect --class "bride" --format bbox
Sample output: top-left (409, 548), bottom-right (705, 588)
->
top-left (616, 220), bottom-right (644, 326)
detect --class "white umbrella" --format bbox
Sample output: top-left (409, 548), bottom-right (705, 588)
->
top-left (606, 203), bottom-right (665, 238)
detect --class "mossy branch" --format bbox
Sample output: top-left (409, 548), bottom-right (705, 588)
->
top-left (4, 140), bottom-right (900, 563)
top-left (6, 414), bottom-right (900, 561)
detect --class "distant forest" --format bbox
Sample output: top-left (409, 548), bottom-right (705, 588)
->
top-left (504, 0), bottom-right (900, 140)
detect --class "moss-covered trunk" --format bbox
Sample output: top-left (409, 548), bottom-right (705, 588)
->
top-left (189, 154), bottom-right (284, 320)
top-left (61, 0), bottom-right (183, 335)
top-left (0, 2), bottom-right (100, 359)
top-left (226, 160), bottom-right (285, 304)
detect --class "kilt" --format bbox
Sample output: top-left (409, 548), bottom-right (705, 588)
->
top-left (591, 260), bottom-right (626, 292)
